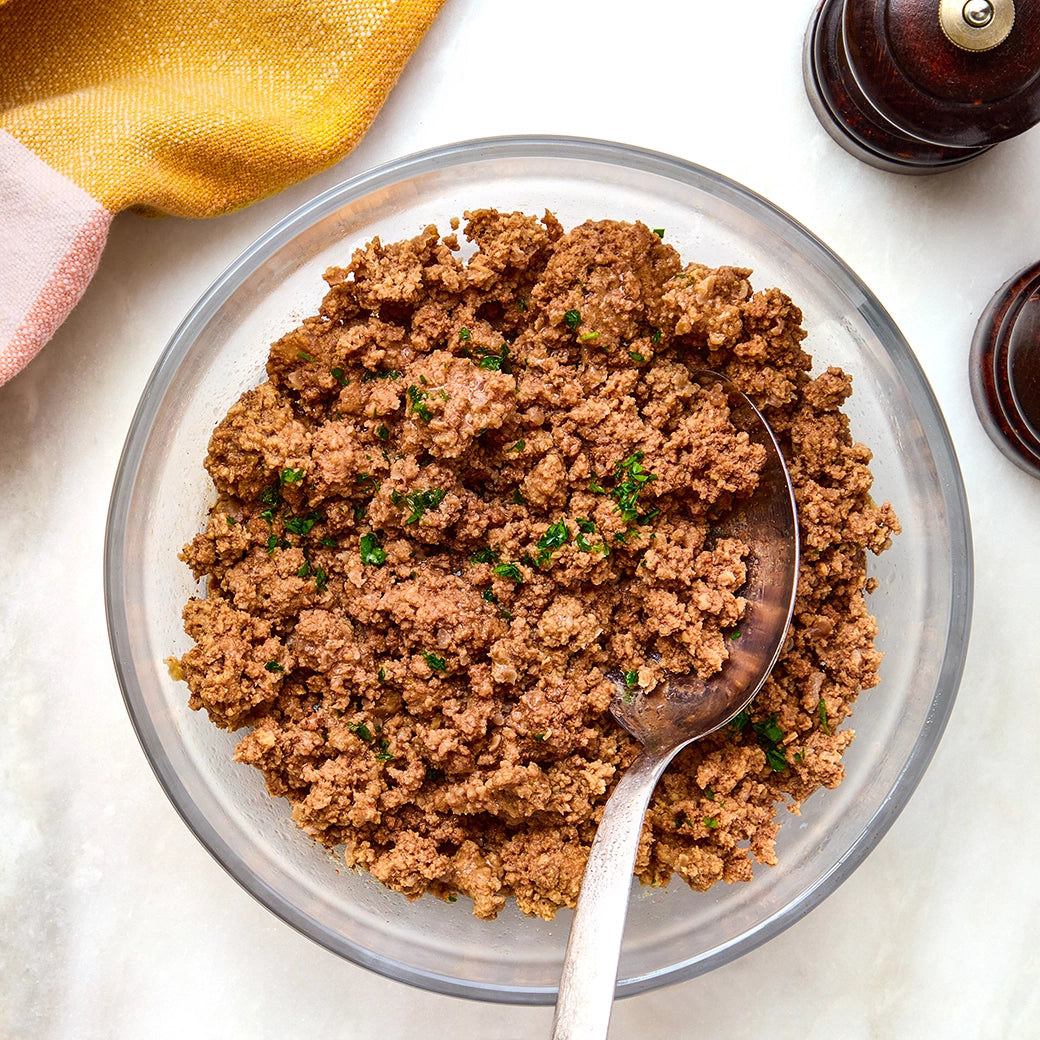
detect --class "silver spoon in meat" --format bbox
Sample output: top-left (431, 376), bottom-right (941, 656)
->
top-left (550, 373), bottom-right (799, 1040)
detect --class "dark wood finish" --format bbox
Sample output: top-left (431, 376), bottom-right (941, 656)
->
top-left (804, 0), bottom-right (1040, 173)
top-left (969, 260), bottom-right (1040, 479)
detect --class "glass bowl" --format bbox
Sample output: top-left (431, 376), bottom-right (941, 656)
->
top-left (104, 135), bottom-right (973, 1004)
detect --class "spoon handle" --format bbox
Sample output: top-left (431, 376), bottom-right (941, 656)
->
top-left (550, 746), bottom-right (673, 1040)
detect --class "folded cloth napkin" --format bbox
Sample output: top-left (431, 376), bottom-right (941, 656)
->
top-left (0, 0), bottom-right (447, 386)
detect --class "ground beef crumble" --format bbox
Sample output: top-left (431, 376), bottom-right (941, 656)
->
top-left (170, 210), bottom-right (899, 921)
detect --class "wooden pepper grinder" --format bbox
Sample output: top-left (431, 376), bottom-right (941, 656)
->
top-left (969, 261), bottom-right (1040, 478)
top-left (806, 0), bottom-right (1040, 478)
top-left (803, 0), bottom-right (1040, 173)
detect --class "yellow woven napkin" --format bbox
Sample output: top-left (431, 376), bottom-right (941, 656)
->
top-left (0, 0), bottom-right (447, 385)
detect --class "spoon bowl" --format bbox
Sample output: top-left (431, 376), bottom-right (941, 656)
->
top-left (551, 374), bottom-right (799, 1040)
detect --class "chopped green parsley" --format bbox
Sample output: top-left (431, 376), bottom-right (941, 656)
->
top-left (730, 709), bottom-right (787, 769)
top-left (421, 650), bottom-right (447, 672)
top-left (359, 532), bottom-right (387, 566)
top-left (492, 562), bottom-right (524, 583)
top-left (536, 520), bottom-right (570, 564)
top-left (611, 451), bottom-right (657, 526)
top-left (348, 721), bottom-right (373, 742)
top-left (752, 715), bottom-right (787, 772)
top-left (283, 511), bottom-right (321, 536)
top-left (407, 385), bottom-right (433, 423)
top-left (402, 487), bottom-right (446, 524)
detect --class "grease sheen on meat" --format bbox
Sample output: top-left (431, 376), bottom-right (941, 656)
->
top-left (171, 210), bottom-right (898, 920)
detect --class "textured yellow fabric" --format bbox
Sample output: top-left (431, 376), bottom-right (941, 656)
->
top-left (0, 0), bottom-right (447, 217)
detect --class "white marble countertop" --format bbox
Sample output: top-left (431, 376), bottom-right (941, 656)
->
top-left (3, 1), bottom-right (1039, 1036)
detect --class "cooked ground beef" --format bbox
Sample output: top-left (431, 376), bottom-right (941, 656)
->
top-left (170, 210), bottom-right (899, 920)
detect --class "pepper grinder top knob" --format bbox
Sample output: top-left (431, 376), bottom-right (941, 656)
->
top-left (940, 0), bottom-right (1015, 52)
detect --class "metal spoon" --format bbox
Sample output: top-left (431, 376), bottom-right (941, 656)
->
top-left (550, 373), bottom-right (799, 1040)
